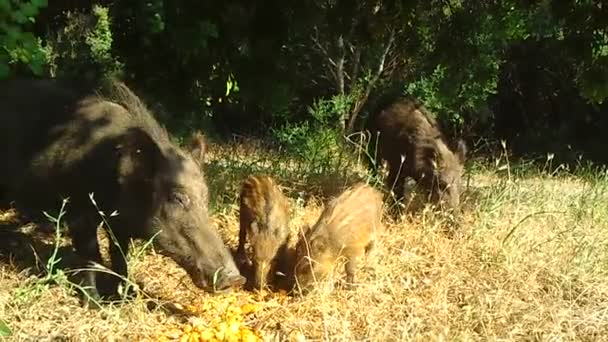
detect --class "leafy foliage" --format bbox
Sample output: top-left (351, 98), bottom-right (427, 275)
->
top-left (0, 0), bottom-right (48, 79)
top-left (0, 0), bottom-right (607, 162)
top-left (44, 4), bottom-right (123, 81)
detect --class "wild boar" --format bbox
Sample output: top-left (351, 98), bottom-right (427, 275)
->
top-left (237, 175), bottom-right (291, 290)
top-left (0, 78), bottom-right (245, 307)
top-left (292, 183), bottom-right (383, 292)
top-left (366, 97), bottom-right (467, 211)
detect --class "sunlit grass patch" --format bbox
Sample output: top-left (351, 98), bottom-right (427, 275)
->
top-left (1, 139), bottom-right (607, 340)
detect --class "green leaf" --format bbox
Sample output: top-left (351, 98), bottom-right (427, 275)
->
top-left (0, 0), bottom-right (10, 12)
top-left (29, 59), bottom-right (44, 76)
top-left (5, 25), bottom-right (21, 40)
top-left (0, 319), bottom-right (12, 337)
top-left (30, 0), bottom-right (48, 8)
top-left (11, 10), bottom-right (28, 24)
top-left (19, 2), bottom-right (39, 18)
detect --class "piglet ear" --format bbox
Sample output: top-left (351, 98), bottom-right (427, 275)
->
top-left (187, 130), bottom-right (207, 165)
top-left (116, 128), bottom-right (163, 186)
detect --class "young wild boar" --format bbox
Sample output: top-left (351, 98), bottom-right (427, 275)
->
top-left (237, 175), bottom-right (291, 290)
top-left (292, 183), bottom-right (383, 292)
top-left (0, 78), bottom-right (245, 308)
top-left (366, 97), bottom-right (467, 211)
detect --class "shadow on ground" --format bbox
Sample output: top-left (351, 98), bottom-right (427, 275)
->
top-left (0, 212), bottom-right (199, 319)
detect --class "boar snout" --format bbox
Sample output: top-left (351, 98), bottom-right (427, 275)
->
top-left (211, 267), bottom-right (247, 292)
top-left (186, 261), bottom-right (246, 293)
top-left (252, 260), bottom-right (270, 289)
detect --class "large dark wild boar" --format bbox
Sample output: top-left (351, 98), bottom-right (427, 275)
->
top-left (292, 183), bottom-right (383, 292)
top-left (0, 78), bottom-right (245, 307)
top-left (237, 175), bottom-right (291, 290)
top-left (366, 97), bottom-right (467, 211)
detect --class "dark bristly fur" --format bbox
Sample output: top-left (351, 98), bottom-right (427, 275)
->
top-left (366, 96), bottom-right (467, 211)
top-left (0, 78), bottom-right (245, 308)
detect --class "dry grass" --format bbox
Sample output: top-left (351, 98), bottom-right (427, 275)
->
top-left (1, 141), bottom-right (608, 341)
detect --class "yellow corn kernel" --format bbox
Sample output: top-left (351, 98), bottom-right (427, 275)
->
top-left (240, 303), bottom-right (260, 315)
top-left (187, 332), bottom-right (200, 342)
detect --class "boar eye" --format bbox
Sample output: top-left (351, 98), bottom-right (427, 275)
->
top-left (169, 192), bottom-right (190, 207)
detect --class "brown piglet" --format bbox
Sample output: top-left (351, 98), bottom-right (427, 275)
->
top-left (366, 96), bottom-right (467, 212)
top-left (292, 182), bottom-right (383, 292)
top-left (237, 175), bottom-right (291, 290)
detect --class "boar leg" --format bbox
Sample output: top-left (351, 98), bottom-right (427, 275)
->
top-left (364, 240), bottom-right (375, 256)
top-left (236, 225), bottom-right (247, 256)
top-left (236, 217), bottom-right (249, 265)
top-left (104, 234), bottom-right (132, 299)
top-left (344, 251), bottom-right (363, 289)
top-left (365, 131), bottom-right (382, 179)
top-left (98, 215), bottom-right (137, 299)
top-left (70, 217), bottom-right (103, 308)
top-left (387, 163), bottom-right (406, 205)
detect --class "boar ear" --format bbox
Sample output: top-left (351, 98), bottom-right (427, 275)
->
top-left (187, 131), bottom-right (207, 165)
top-left (455, 139), bottom-right (467, 163)
top-left (116, 128), bottom-right (163, 185)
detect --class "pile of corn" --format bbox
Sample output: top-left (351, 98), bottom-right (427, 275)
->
top-left (158, 299), bottom-right (263, 342)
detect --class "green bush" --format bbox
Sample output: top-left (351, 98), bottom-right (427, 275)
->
top-left (0, 0), bottom-right (48, 78)
top-left (271, 95), bottom-right (352, 169)
top-left (44, 5), bottom-right (123, 81)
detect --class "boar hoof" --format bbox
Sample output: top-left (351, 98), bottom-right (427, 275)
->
top-left (107, 277), bottom-right (139, 300)
top-left (106, 282), bottom-right (139, 302)
top-left (343, 282), bottom-right (357, 291)
top-left (79, 289), bottom-right (103, 310)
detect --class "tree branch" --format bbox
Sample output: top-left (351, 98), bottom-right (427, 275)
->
top-left (311, 27), bottom-right (337, 68)
top-left (350, 45), bottom-right (361, 89)
top-left (336, 35), bottom-right (345, 95)
top-left (311, 26), bottom-right (342, 90)
top-left (371, 29), bottom-right (396, 85)
top-left (346, 29), bottom-right (396, 132)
